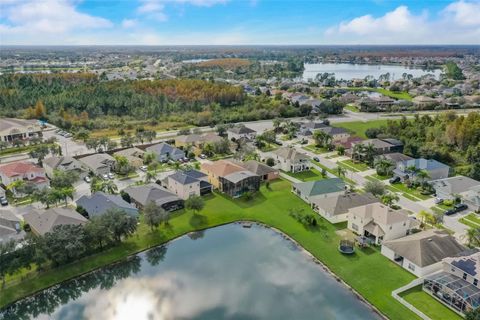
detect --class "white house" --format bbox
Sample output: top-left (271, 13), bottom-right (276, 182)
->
top-left (292, 178), bottom-right (345, 204)
top-left (272, 147), bottom-right (310, 173)
top-left (0, 161), bottom-right (49, 191)
top-left (347, 203), bottom-right (418, 245)
top-left (166, 171), bottom-right (201, 200)
top-left (381, 229), bottom-right (466, 277)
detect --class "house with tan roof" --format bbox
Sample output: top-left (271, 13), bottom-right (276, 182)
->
top-left (0, 161), bottom-right (49, 192)
top-left (0, 118), bottom-right (42, 143)
top-left (43, 156), bottom-right (86, 179)
top-left (381, 229), bottom-right (467, 277)
top-left (347, 203), bottom-right (419, 245)
top-left (113, 147), bottom-right (145, 168)
top-left (200, 160), bottom-right (260, 198)
top-left (238, 160), bottom-right (279, 182)
top-left (23, 207), bottom-right (88, 236)
top-left (78, 153), bottom-right (116, 176)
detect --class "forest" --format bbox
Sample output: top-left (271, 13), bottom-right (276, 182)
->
top-left (0, 73), bottom-right (311, 130)
top-left (365, 112), bottom-right (480, 179)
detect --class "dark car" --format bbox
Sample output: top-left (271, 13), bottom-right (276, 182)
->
top-left (445, 203), bottom-right (468, 216)
top-left (274, 141), bottom-right (283, 146)
top-left (313, 157), bottom-right (320, 162)
top-left (389, 176), bottom-right (401, 184)
top-left (0, 197), bottom-right (8, 206)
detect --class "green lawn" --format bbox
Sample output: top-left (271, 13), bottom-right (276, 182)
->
top-left (302, 144), bottom-right (329, 154)
top-left (399, 285), bottom-right (461, 320)
top-left (332, 119), bottom-right (393, 139)
top-left (387, 183), bottom-right (432, 201)
top-left (283, 168), bottom-right (324, 182)
top-left (342, 87), bottom-right (412, 101)
top-left (371, 173), bottom-right (392, 180)
top-left (460, 213), bottom-right (480, 228)
top-left (340, 160), bottom-right (370, 172)
top-left (344, 104), bottom-right (360, 112)
top-left (0, 179), bottom-right (426, 320)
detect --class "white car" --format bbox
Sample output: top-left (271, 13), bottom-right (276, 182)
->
top-left (140, 165), bottom-right (148, 172)
top-left (102, 174), bottom-right (109, 180)
top-left (108, 172), bottom-right (115, 179)
top-left (84, 176), bottom-right (91, 183)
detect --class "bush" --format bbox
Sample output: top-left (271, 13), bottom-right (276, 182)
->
top-left (266, 158), bottom-right (275, 167)
top-left (443, 199), bottom-right (454, 207)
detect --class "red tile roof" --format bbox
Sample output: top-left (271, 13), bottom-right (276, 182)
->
top-left (0, 161), bottom-right (44, 177)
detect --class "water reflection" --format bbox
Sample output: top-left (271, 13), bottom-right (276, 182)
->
top-left (1, 225), bottom-right (381, 320)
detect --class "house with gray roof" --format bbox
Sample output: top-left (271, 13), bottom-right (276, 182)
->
top-left (227, 125), bottom-right (256, 141)
top-left (239, 160), bottom-right (279, 182)
top-left (165, 171), bottom-right (207, 199)
top-left (146, 142), bottom-right (185, 162)
top-left (318, 126), bottom-right (351, 143)
top-left (43, 156), bottom-right (86, 179)
top-left (377, 153), bottom-right (413, 165)
top-left (0, 210), bottom-right (24, 242)
top-left (311, 192), bottom-right (379, 223)
top-left (393, 158), bottom-right (451, 181)
top-left (23, 207), bottom-right (88, 236)
top-left (432, 176), bottom-right (480, 201)
top-left (272, 147), bottom-right (310, 173)
top-left (292, 178), bottom-right (345, 204)
top-left (124, 184), bottom-right (184, 212)
top-left (76, 192), bottom-right (139, 218)
top-left (381, 229), bottom-right (467, 277)
top-left (78, 153), bottom-right (116, 176)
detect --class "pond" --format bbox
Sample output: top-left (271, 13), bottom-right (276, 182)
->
top-left (0, 224), bottom-right (382, 320)
top-left (303, 62), bottom-right (441, 81)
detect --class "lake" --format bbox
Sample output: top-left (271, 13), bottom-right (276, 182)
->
top-left (303, 62), bottom-right (440, 81)
top-left (0, 224), bottom-right (381, 320)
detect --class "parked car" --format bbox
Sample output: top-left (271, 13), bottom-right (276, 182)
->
top-left (199, 154), bottom-right (207, 159)
top-left (313, 157), bottom-right (320, 162)
top-left (84, 176), bottom-right (91, 183)
top-left (64, 133), bottom-right (72, 138)
top-left (102, 174), bottom-right (109, 180)
top-left (107, 172), bottom-right (115, 179)
top-left (300, 139), bottom-right (308, 145)
top-left (389, 176), bottom-right (401, 184)
top-left (445, 203), bottom-right (468, 216)
top-left (434, 198), bottom-right (444, 205)
top-left (274, 141), bottom-right (283, 146)
top-left (139, 165), bottom-right (148, 172)
top-left (0, 196), bottom-right (8, 206)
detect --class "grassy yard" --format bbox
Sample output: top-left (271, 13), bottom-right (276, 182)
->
top-left (0, 179), bottom-right (429, 320)
top-left (283, 168), bottom-right (324, 182)
top-left (343, 87), bottom-right (413, 101)
top-left (339, 159), bottom-right (370, 172)
top-left (371, 173), bottom-right (392, 180)
top-left (459, 213), bottom-right (480, 229)
top-left (302, 144), bottom-right (330, 154)
top-left (399, 285), bottom-right (461, 320)
top-left (344, 104), bottom-right (360, 112)
top-left (311, 161), bottom-right (357, 186)
top-left (387, 183), bottom-right (432, 201)
top-left (332, 119), bottom-right (393, 139)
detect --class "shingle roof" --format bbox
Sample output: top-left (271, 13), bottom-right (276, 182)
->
top-left (239, 160), bottom-right (277, 176)
top-left (0, 210), bottom-right (22, 241)
top-left (201, 160), bottom-right (244, 177)
top-left (432, 176), bottom-right (480, 195)
top-left (381, 153), bottom-right (413, 163)
top-left (401, 158), bottom-right (450, 171)
top-left (79, 153), bottom-right (115, 171)
top-left (293, 178), bottom-right (345, 197)
top-left (146, 143), bottom-right (184, 157)
top-left (223, 170), bottom-right (258, 184)
top-left (273, 147), bottom-right (309, 162)
top-left (23, 207), bottom-right (87, 236)
top-left (183, 169), bottom-right (207, 179)
top-left (383, 229), bottom-right (466, 267)
top-left (0, 118), bottom-right (40, 133)
top-left (311, 193), bottom-right (379, 216)
top-left (124, 184), bottom-right (181, 207)
top-left (319, 126), bottom-right (349, 135)
top-left (349, 203), bottom-right (411, 225)
top-left (444, 252), bottom-right (480, 277)
top-left (0, 161), bottom-right (44, 177)
top-left (76, 192), bottom-right (137, 217)
top-left (168, 171), bottom-right (199, 185)
top-left (228, 126), bottom-right (256, 134)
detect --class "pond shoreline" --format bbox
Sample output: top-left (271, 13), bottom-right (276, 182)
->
top-left (1, 220), bottom-right (387, 320)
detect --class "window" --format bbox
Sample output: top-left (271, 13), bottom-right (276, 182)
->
top-left (408, 263), bottom-right (415, 271)
top-left (474, 279), bottom-right (478, 286)
top-left (351, 223), bottom-right (358, 231)
top-left (463, 273), bottom-right (468, 280)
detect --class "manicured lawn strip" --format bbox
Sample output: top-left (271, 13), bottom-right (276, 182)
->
top-left (0, 180), bottom-right (420, 320)
top-left (310, 161), bottom-right (357, 185)
top-left (332, 120), bottom-right (393, 139)
top-left (344, 104), bottom-right (360, 112)
top-left (431, 207), bottom-right (445, 215)
top-left (283, 169), bottom-right (324, 182)
top-left (340, 160), bottom-right (370, 172)
top-left (372, 173), bottom-right (391, 180)
top-left (387, 184), bottom-right (431, 201)
top-left (302, 144), bottom-right (329, 154)
top-left (460, 218), bottom-right (479, 229)
top-left (399, 285), bottom-right (461, 320)
top-left (465, 213), bottom-right (480, 224)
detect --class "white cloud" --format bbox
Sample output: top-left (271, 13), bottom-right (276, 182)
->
top-left (121, 19), bottom-right (138, 28)
top-left (137, 0), bottom-right (227, 21)
top-left (0, 0), bottom-right (112, 36)
top-left (325, 1), bottom-right (480, 44)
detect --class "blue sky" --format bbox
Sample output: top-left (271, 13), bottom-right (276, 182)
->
top-left (0, 0), bottom-right (479, 45)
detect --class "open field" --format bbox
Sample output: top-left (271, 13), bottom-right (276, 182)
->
top-left (1, 180), bottom-right (434, 320)
top-left (332, 119), bottom-right (392, 139)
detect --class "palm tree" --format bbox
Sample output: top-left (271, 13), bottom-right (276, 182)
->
top-left (363, 143), bottom-right (376, 166)
top-left (145, 170), bottom-right (156, 183)
top-left (374, 157), bottom-right (395, 177)
top-left (463, 228), bottom-right (480, 247)
top-left (416, 170), bottom-right (430, 183)
top-left (351, 143), bottom-right (364, 162)
top-left (417, 210), bottom-right (432, 229)
top-left (381, 192), bottom-right (399, 207)
top-left (335, 164), bottom-right (346, 178)
top-left (99, 180), bottom-right (118, 194)
top-left (313, 130), bottom-right (327, 147)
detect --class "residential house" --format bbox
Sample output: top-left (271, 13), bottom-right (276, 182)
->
top-left (358, 96), bottom-right (395, 111)
top-left (0, 161), bottom-right (49, 191)
top-left (432, 176), bottom-right (480, 201)
top-left (124, 184), bottom-right (184, 212)
top-left (412, 96), bottom-right (439, 109)
top-left (165, 171), bottom-right (201, 199)
top-left (239, 160), bottom-right (279, 182)
top-left (76, 192), bottom-right (139, 218)
top-left (318, 126), bottom-right (351, 143)
top-left (464, 186), bottom-right (480, 211)
top-left (0, 118), bottom-right (42, 143)
top-left (393, 158), bottom-right (451, 181)
top-left (175, 133), bottom-right (224, 154)
top-left (311, 192), bottom-right (379, 224)
top-left (380, 138), bottom-right (404, 153)
top-left (227, 126), bottom-right (257, 141)
top-left (145, 142), bottom-right (185, 162)
top-left (113, 147), bottom-right (145, 168)
top-left (183, 169), bottom-right (213, 195)
top-left (272, 147), bottom-right (310, 173)
top-left (292, 178), bottom-right (345, 204)
top-left (350, 139), bottom-right (396, 157)
top-left (43, 156), bottom-right (86, 179)
top-left (200, 160), bottom-right (260, 198)
top-left (381, 229), bottom-right (466, 277)
top-left (78, 153), bottom-right (116, 176)
top-left (23, 207), bottom-right (88, 236)
top-left (0, 210), bottom-right (24, 242)
top-left (347, 203), bottom-right (418, 245)
top-left (378, 153), bottom-right (413, 166)
top-left (423, 251), bottom-right (480, 315)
